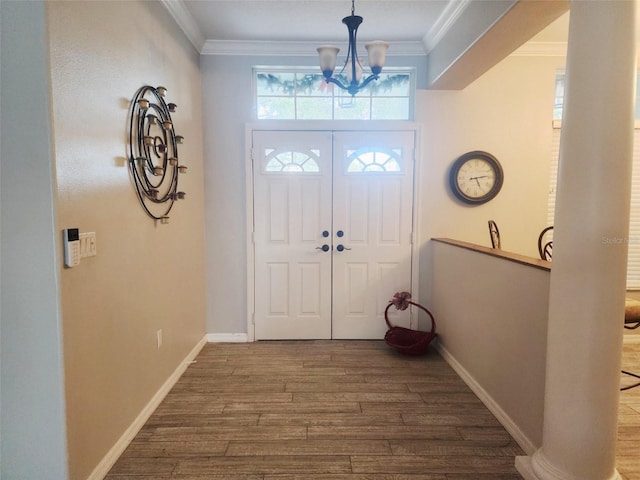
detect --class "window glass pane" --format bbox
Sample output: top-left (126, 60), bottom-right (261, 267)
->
top-left (369, 74), bottom-right (411, 96)
top-left (256, 73), bottom-right (296, 96)
top-left (334, 97), bottom-right (371, 120)
top-left (254, 67), bottom-right (414, 120)
top-left (264, 149), bottom-right (320, 173)
top-left (257, 97), bottom-right (295, 119)
top-left (295, 74), bottom-right (330, 97)
top-left (346, 148), bottom-right (402, 173)
top-left (372, 98), bottom-right (409, 120)
top-left (297, 97), bottom-right (332, 120)
top-left (553, 74), bottom-right (564, 121)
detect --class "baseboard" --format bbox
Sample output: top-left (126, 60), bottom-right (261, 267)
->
top-left (515, 456), bottom-right (538, 480)
top-left (87, 335), bottom-right (207, 480)
top-left (435, 342), bottom-right (537, 456)
top-left (206, 333), bottom-right (249, 343)
top-left (515, 453), bottom-right (625, 480)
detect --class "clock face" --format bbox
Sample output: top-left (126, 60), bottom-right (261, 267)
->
top-left (449, 151), bottom-right (503, 204)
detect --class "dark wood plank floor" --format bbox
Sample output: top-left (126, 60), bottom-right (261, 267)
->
top-left (106, 341), bottom-right (524, 479)
top-left (619, 335), bottom-right (640, 479)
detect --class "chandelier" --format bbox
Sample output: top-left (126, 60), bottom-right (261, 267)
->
top-left (317, 0), bottom-right (389, 96)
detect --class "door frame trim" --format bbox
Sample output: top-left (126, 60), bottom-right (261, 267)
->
top-left (245, 120), bottom-right (423, 342)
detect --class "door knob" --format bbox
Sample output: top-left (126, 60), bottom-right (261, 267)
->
top-left (337, 230), bottom-right (344, 237)
top-left (336, 244), bottom-right (351, 252)
top-left (316, 244), bottom-right (330, 252)
top-left (322, 230), bottom-right (330, 238)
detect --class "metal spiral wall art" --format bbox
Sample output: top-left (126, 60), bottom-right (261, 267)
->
top-left (127, 85), bottom-right (186, 223)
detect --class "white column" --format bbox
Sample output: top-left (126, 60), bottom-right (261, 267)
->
top-left (516, 1), bottom-right (637, 480)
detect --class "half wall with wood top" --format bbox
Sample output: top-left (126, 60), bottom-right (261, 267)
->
top-left (430, 238), bottom-right (550, 453)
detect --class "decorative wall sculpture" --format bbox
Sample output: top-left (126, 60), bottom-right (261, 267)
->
top-left (127, 85), bottom-right (186, 222)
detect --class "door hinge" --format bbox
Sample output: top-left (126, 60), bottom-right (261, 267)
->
top-left (251, 312), bottom-right (256, 325)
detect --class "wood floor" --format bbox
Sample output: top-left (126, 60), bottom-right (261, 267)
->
top-left (619, 335), bottom-right (640, 479)
top-left (105, 341), bottom-right (525, 479)
top-left (105, 338), bottom-right (640, 479)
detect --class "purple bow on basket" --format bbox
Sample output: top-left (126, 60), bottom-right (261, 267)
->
top-left (390, 291), bottom-right (412, 311)
top-left (384, 291), bottom-right (436, 355)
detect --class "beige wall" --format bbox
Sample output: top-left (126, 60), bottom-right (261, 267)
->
top-left (417, 54), bottom-right (563, 257)
top-left (47, 2), bottom-right (206, 478)
top-left (416, 54), bottom-right (565, 307)
top-left (431, 240), bottom-right (550, 452)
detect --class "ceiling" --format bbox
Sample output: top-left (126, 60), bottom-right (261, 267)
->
top-left (182, 0), bottom-right (451, 43)
top-left (165, 0), bottom-right (571, 55)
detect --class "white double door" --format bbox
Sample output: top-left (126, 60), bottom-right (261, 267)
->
top-left (252, 130), bottom-right (415, 340)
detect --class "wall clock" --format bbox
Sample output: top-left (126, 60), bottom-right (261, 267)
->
top-left (449, 151), bottom-right (503, 205)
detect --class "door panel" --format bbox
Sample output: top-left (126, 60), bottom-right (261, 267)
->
top-left (253, 130), bottom-right (414, 340)
top-left (253, 131), bottom-right (333, 339)
top-left (332, 132), bottom-right (415, 339)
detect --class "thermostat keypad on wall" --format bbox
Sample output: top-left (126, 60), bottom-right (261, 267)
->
top-left (63, 228), bottom-right (80, 267)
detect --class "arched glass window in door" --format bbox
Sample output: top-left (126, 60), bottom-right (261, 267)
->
top-left (263, 148), bottom-right (321, 173)
top-left (346, 148), bottom-right (402, 173)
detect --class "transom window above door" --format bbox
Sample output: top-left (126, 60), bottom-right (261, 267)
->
top-left (254, 67), bottom-right (415, 121)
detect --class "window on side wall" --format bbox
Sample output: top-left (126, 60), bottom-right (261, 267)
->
top-left (254, 67), bottom-right (415, 121)
top-left (549, 71), bottom-right (640, 288)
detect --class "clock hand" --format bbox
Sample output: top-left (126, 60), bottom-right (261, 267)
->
top-left (468, 176), bottom-right (483, 187)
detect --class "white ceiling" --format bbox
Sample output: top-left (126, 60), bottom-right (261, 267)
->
top-left (166, 0), bottom-right (571, 55)
top-left (182, 0), bottom-right (452, 43)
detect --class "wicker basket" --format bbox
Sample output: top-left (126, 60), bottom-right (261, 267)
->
top-left (384, 293), bottom-right (437, 356)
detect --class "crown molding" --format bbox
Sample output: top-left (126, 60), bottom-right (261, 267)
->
top-left (511, 41), bottom-right (567, 57)
top-left (161, 0), bottom-right (206, 53)
top-left (422, 0), bottom-right (471, 54)
top-left (201, 40), bottom-right (426, 56)
top-left (161, 0), bottom-right (568, 60)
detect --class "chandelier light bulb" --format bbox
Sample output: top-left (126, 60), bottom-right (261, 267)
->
top-left (365, 41), bottom-right (389, 74)
top-left (317, 46), bottom-right (340, 77)
top-left (316, 0), bottom-right (387, 96)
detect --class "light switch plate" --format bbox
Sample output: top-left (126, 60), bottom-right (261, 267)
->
top-left (79, 232), bottom-right (97, 258)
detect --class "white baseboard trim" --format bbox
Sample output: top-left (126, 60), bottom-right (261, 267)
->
top-left (87, 335), bottom-right (207, 480)
top-left (516, 453), bottom-right (624, 480)
top-left (206, 333), bottom-right (249, 343)
top-left (515, 456), bottom-right (539, 480)
top-left (435, 342), bottom-right (537, 456)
